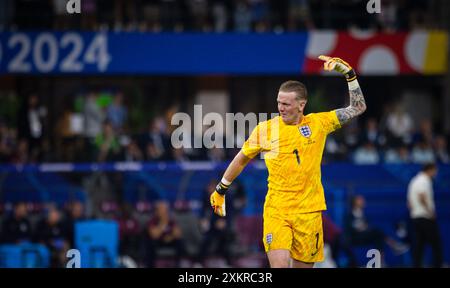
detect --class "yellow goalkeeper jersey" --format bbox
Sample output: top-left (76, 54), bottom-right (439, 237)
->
top-left (241, 111), bottom-right (341, 214)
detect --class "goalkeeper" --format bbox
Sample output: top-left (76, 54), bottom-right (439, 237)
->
top-left (211, 56), bottom-right (367, 268)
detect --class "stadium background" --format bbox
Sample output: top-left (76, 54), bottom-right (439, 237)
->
top-left (0, 0), bottom-right (449, 268)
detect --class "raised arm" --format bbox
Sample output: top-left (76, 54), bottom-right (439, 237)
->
top-left (210, 151), bottom-right (252, 217)
top-left (319, 55), bottom-right (367, 125)
top-left (335, 80), bottom-right (367, 125)
top-left (222, 151), bottom-right (252, 183)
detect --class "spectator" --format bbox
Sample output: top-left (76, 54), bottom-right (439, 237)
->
top-left (114, 0), bottom-right (138, 30)
top-left (343, 120), bottom-right (360, 151)
top-left (212, 0), bottom-right (229, 32)
top-left (194, 179), bottom-right (245, 267)
top-left (346, 195), bottom-right (410, 264)
top-left (346, 195), bottom-right (384, 253)
top-left (145, 201), bottom-right (185, 268)
top-left (407, 163), bottom-right (443, 267)
top-left (434, 135), bottom-right (449, 164)
top-left (324, 135), bottom-right (348, 162)
top-left (322, 213), bottom-right (357, 268)
top-left (287, 0), bottom-right (314, 31)
top-left (63, 201), bottom-right (86, 248)
top-left (35, 205), bottom-right (69, 268)
top-left (55, 105), bottom-right (78, 162)
top-left (407, 0), bottom-right (431, 29)
top-left (376, 0), bottom-right (399, 31)
top-left (116, 203), bottom-right (141, 263)
top-left (384, 145), bottom-right (411, 164)
top-left (106, 91), bottom-right (128, 134)
top-left (385, 103), bottom-right (413, 146)
top-left (411, 141), bottom-right (435, 164)
top-left (84, 91), bottom-right (106, 139)
top-left (0, 121), bottom-right (14, 162)
top-left (84, 91), bottom-right (105, 159)
top-left (10, 139), bottom-right (29, 164)
top-left (234, 0), bottom-right (252, 32)
top-left (140, 0), bottom-right (162, 32)
top-left (141, 117), bottom-right (171, 161)
top-left (95, 121), bottom-right (121, 162)
top-left (123, 138), bottom-right (144, 162)
top-left (145, 142), bottom-right (163, 161)
top-left (249, 0), bottom-right (271, 32)
top-left (353, 142), bottom-right (380, 164)
top-left (359, 118), bottom-right (386, 148)
top-left (187, 0), bottom-right (211, 31)
top-left (1, 202), bottom-right (33, 244)
top-left (412, 119), bottom-right (434, 146)
top-left (231, 180), bottom-right (247, 215)
top-left (17, 94), bottom-right (47, 162)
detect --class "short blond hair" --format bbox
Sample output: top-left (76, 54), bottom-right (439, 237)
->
top-left (279, 80), bottom-right (307, 101)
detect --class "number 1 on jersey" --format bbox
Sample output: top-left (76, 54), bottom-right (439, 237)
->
top-left (293, 149), bottom-right (300, 165)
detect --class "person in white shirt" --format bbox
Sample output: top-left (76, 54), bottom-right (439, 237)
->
top-left (407, 163), bottom-right (442, 267)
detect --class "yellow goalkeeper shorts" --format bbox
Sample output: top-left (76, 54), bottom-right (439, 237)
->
top-left (263, 208), bottom-right (324, 263)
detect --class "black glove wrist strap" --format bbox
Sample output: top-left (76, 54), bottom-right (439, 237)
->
top-left (216, 182), bottom-right (230, 195)
top-left (345, 69), bottom-right (357, 82)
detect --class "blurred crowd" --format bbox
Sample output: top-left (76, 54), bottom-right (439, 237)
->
top-left (1, 189), bottom-right (425, 268)
top-left (0, 91), bottom-right (449, 165)
top-left (0, 0), bottom-right (445, 32)
top-left (0, 178), bottom-right (249, 268)
top-left (324, 102), bottom-right (449, 165)
top-left (0, 201), bottom-right (83, 267)
top-left (0, 91), bottom-right (446, 165)
top-left (0, 90), bottom-right (232, 164)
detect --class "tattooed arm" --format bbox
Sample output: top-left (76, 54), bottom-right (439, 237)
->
top-left (335, 81), bottom-right (367, 125)
top-left (318, 55), bottom-right (367, 125)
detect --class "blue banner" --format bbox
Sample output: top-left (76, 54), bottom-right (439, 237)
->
top-left (0, 32), bottom-right (308, 75)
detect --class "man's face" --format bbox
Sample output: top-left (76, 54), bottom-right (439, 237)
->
top-left (155, 201), bottom-right (169, 218)
top-left (72, 202), bottom-right (84, 218)
top-left (429, 167), bottom-right (438, 178)
top-left (48, 209), bottom-right (60, 224)
top-left (353, 196), bottom-right (365, 209)
top-left (15, 203), bottom-right (27, 218)
top-left (277, 91), bottom-right (305, 124)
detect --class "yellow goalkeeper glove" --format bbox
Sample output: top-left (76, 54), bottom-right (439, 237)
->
top-left (210, 181), bottom-right (229, 217)
top-left (318, 55), bottom-right (356, 82)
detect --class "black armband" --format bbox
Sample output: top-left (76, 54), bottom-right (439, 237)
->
top-left (345, 69), bottom-right (357, 82)
top-left (216, 182), bottom-right (230, 195)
